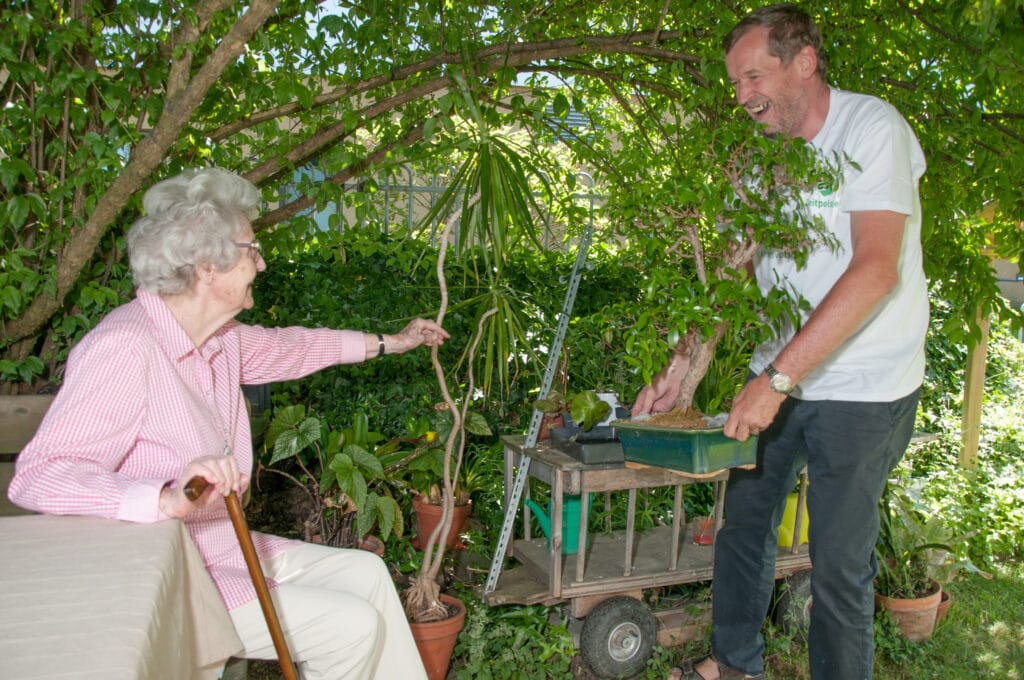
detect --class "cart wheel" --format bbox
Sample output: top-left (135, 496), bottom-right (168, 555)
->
top-left (773, 570), bottom-right (813, 639)
top-left (580, 596), bottom-right (656, 679)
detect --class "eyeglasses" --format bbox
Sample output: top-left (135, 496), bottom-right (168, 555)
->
top-left (233, 241), bottom-right (263, 262)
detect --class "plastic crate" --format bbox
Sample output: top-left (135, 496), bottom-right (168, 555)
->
top-left (614, 421), bottom-right (757, 474)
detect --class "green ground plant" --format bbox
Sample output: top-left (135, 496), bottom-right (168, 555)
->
top-left (452, 599), bottom-right (576, 679)
top-left (875, 482), bottom-right (990, 600)
top-left (260, 407), bottom-right (442, 546)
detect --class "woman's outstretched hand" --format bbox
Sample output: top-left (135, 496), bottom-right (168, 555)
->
top-left (379, 318), bottom-right (450, 355)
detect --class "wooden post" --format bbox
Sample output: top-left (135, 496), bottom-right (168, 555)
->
top-left (1, 395), bottom-right (56, 517)
top-left (960, 309), bottom-right (989, 469)
top-left (0, 395), bottom-right (55, 454)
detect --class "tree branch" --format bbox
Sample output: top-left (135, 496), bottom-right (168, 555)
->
top-left (2, 0), bottom-right (282, 349)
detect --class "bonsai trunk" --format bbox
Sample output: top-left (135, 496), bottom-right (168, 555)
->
top-left (672, 322), bottom-right (728, 412)
top-left (666, 223), bottom-right (756, 413)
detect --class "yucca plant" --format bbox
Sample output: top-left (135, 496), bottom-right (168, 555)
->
top-left (412, 72), bottom-right (561, 399)
top-left (403, 214), bottom-right (496, 623)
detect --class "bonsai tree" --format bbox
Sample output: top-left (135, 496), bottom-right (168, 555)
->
top-left (599, 125), bottom-right (844, 415)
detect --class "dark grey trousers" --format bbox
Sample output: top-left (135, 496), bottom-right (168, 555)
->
top-left (711, 389), bottom-right (920, 680)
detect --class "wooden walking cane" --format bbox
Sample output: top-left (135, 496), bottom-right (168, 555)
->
top-left (184, 476), bottom-right (299, 680)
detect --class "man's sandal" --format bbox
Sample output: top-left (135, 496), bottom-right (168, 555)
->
top-left (675, 655), bottom-right (764, 680)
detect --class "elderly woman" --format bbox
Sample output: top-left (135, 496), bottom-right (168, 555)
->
top-left (9, 167), bottom-right (445, 679)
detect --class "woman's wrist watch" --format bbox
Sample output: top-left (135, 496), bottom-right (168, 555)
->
top-left (765, 363), bottom-right (795, 395)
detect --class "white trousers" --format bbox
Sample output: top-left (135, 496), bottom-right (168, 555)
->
top-left (229, 542), bottom-right (428, 680)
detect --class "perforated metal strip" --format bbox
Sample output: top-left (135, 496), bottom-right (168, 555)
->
top-left (482, 222), bottom-right (595, 599)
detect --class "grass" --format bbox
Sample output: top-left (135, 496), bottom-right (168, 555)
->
top-left (651, 562), bottom-right (1023, 680)
top-left (872, 560), bottom-right (1024, 679)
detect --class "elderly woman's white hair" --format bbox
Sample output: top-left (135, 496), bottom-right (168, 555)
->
top-left (127, 168), bottom-right (260, 294)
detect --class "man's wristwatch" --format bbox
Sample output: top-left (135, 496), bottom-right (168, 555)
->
top-left (764, 363), bottom-right (795, 395)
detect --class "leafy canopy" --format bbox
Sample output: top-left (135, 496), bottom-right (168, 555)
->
top-left (1, 0), bottom-right (1022, 393)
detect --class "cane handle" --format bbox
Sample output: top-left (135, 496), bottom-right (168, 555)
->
top-left (183, 475), bottom-right (209, 502)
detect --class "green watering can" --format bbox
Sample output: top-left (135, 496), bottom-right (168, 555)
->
top-left (524, 493), bottom-right (593, 555)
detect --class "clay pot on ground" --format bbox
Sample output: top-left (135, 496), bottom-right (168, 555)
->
top-left (875, 580), bottom-right (942, 641)
top-left (409, 593), bottom-right (467, 680)
top-left (411, 495), bottom-right (471, 550)
top-left (935, 588), bottom-right (952, 625)
top-left (691, 515), bottom-right (715, 545)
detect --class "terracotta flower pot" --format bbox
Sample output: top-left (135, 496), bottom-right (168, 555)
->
top-left (409, 594), bottom-right (466, 680)
top-left (538, 413), bottom-right (564, 441)
top-left (691, 515), bottom-right (715, 545)
top-left (411, 495), bottom-right (471, 550)
top-left (935, 588), bottom-right (952, 625)
top-left (875, 581), bottom-right (941, 641)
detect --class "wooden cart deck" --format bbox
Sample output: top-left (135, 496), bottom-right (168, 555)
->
top-left (485, 435), bottom-right (811, 611)
top-left (487, 529), bottom-right (810, 605)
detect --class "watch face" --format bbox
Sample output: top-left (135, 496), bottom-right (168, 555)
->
top-left (770, 372), bottom-right (794, 394)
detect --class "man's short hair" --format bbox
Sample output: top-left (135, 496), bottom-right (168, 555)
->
top-left (723, 3), bottom-right (828, 79)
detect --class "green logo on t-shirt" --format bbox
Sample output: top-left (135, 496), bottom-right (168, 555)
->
top-left (807, 182), bottom-right (839, 209)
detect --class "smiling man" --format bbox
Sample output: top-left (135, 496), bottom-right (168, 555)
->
top-left (636, 5), bottom-right (929, 680)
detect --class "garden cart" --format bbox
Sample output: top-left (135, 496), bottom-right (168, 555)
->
top-left (482, 435), bottom-right (812, 679)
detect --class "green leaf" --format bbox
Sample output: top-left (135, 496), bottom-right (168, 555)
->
top-left (377, 494), bottom-right (402, 539)
top-left (345, 443), bottom-right (384, 477)
top-left (464, 410), bottom-right (492, 436)
top-left (267, 413), bottom-right (321, 465)
top-left (1, 286), bottom-right (22, 314)
top-left (355, 492), bottom-right (378, 538)
top-left (570, 391), bottom-right (611, 432)
top-left (0, 158), bottom-right (33, 190)
top-left (352, 412), bottom-right (369, 445)
top-left (265, 405), bottom-right (306, 446)
top-left (422, 117), bottom-right (437, 141)
top-left (330, 453), bottom-right (368, 509)
top-left (552, 92), bottom-right (570, 118)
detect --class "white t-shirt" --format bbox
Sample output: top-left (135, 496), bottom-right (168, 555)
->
top-left (749, 88), bottom-right (929, 401)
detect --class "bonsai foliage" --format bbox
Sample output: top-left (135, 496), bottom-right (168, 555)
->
top-left (610, 127), bottom-right (842, 411)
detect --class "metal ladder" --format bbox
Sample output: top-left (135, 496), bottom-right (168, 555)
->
top-left (482, 222), bottom-right (595, 599)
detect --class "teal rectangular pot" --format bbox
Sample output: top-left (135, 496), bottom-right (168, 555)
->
top-left (615, 422), bottom-right (757, 474)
